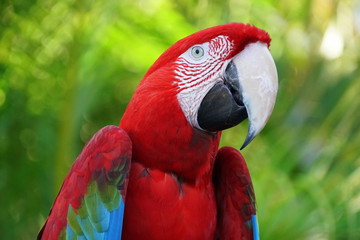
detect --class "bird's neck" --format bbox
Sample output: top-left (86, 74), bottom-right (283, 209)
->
top-left (120, 79), bottom-right (221, 182)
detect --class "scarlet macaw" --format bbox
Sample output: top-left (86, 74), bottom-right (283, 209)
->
top-left (38, 23), bottom-right (278, 240)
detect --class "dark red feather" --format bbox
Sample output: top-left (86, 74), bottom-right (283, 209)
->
top-left (213, 146), bottom-right (257, 240)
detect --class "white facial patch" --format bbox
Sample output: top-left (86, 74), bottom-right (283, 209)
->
top-left (174, 35), bottom-right (234, 128)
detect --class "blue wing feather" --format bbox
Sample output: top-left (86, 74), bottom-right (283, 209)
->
top-left (65, 181), bottom-right (128, 240)
top-left (107, 198), bottom-right (125, 240)
top-left (66, 196), bottom-right (125, 240)
top-left (66, 224), bottom-right (75, 240)
top-left (252, 214), bottom-right (260, 240)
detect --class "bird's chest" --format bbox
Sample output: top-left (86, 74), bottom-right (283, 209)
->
top-left (122, 162), bottom-right (217, 240)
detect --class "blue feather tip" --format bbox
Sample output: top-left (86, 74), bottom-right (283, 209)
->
top-left (251, 214), bottom-right (260, 240)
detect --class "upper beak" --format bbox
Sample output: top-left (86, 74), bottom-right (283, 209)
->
top-left (197, 41), bottom-right (278, 149)
top-left (234, 42), bottom-right (278, 149)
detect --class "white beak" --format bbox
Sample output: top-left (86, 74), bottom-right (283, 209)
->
top-left (231, 42), bottom-right (278, 149)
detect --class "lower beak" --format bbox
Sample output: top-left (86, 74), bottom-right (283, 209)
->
top-left (197, 42), bottom-right (278, 149)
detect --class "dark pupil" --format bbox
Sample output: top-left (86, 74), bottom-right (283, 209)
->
top-left (195, 49), bottom-right (200, 54)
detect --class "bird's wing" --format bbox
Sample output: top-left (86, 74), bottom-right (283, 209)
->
top-left (38, 125), bottom-right (132, 240)
top-left (213, 146), bottom-right (259, 240)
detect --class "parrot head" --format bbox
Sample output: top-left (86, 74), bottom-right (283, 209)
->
top-left (140, 23), bottom-right (278, 149)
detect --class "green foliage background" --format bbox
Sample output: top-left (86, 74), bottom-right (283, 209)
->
top-left (1, 0), bottom-right (359, 239)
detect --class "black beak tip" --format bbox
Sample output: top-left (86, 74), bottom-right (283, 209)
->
top-left (240, 130), bottom-right (256, 150)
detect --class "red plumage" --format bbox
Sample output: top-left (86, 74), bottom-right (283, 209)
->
top-left (213, 147), bottom-right (256, 239)
top-left (120, 23), bottom-right (269, 239)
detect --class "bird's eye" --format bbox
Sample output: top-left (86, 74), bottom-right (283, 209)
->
top-left (191, 46), bottom-right (204, 59)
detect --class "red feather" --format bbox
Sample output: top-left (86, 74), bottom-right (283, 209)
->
top-left (213, 147), bottom-right (256, 240)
